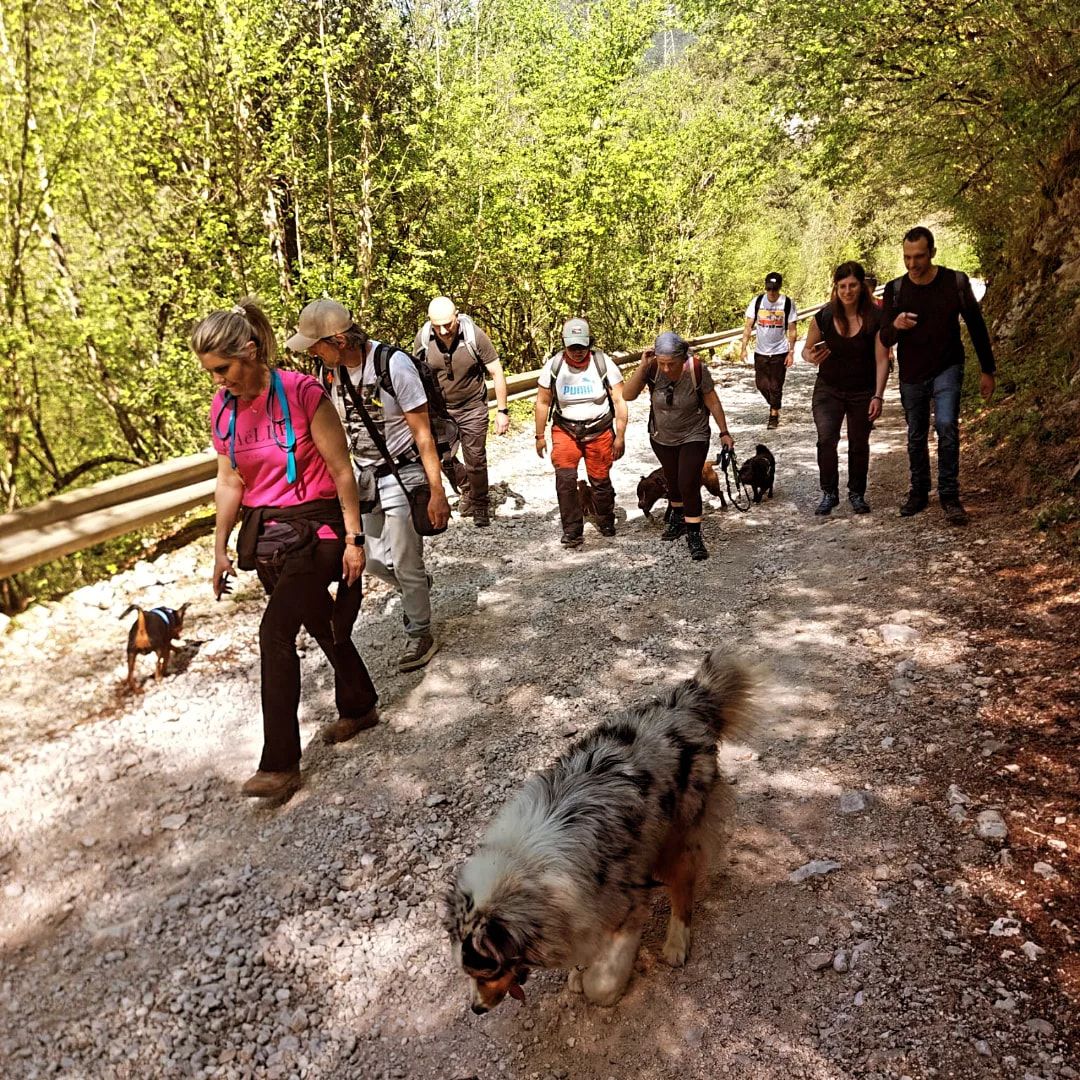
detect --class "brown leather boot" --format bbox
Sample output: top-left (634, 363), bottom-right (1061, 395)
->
top-left (322, 707), bottom-right (379, 744)
top-left (240, 769), bottom-right (301, 799)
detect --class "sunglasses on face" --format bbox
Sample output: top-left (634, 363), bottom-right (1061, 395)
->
top-left (664, 382), bottom-right (676, 406)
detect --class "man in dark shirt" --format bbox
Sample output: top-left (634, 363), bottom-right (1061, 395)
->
top-left (414, 297), bottom-right (509, 527)
top-left (880, 227), bottom-right (996, 525)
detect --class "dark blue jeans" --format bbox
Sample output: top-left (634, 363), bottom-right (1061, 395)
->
top-left (899, 364), bottom-right (962, 499)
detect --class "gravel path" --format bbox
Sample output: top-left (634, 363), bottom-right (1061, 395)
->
top-left (0, 358), bottom-right (1075, 1080)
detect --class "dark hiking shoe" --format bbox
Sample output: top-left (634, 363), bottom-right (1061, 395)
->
top-left (767, 410), bottom-right (780, 430)
top-left (848, 492), bottom-right (871, 515)
top-left (940, 497), bottom-right (969, 526)
top-left (686, 531), bottom-right (709, 561)
top-left (473, 507), bottom-right (491, 528)
top-left (398, 634), bottom-right (439, 673)
top-left (456, 492), bottom-right (473, 516)
top-left (560, 532), bottom-right (584, 548)
top-left (661, 508), bottom-right (686, 541)
top-left (598, 518), bottom-right (616, 537)
top-left (241, 769), bottom-right (301, 799)
top-left (322, 707), bottom-right (378, 745)
top-left (815, 492), bottom-right (840, 516)
top-left (899, 491), bottom-right (929, 517)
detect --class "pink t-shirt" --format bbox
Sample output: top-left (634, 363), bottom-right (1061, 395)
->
top-left (210, 370), bottom-right (339, 536)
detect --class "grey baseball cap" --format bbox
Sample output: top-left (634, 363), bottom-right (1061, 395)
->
top-left (562, 318), bottom-right (591, 347)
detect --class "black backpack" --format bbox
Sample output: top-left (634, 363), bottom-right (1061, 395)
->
top-left (318, 343), bottom-right (459, 467)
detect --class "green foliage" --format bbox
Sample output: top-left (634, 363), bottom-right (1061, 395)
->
top-left (5, 0), bottom-right (1073, 596)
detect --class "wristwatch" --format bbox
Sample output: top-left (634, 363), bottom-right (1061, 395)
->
top-left (345, 532), bottom-right (365, 548)
top-left (497, 408), bottom-right (510, 415)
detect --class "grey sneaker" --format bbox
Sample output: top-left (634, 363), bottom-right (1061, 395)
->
top-left (398, 634), bottom-right (439, 672)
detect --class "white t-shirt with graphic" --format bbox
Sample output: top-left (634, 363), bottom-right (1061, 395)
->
top-left (538, 350), bottom-right (624, 422)
top-left (745, 293), bottom-right (797, 356)
top-left (329, 340), bottom-right (428, 467)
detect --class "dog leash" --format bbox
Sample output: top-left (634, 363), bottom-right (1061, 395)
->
top-left (717, 446), bottom-right (753, 512)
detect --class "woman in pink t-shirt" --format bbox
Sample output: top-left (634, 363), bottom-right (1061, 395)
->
top-left (192, 298), bottom-right (378, 800)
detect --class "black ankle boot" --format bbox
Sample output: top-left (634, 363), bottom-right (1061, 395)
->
top-left (661, 506), bottom-right (686, 541)
top-left (686, 528), bottom-right (709, 561)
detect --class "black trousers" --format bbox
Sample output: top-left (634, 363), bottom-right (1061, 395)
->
top-left (754, 352), bottom-right (788, 409)
top-left (811, 379), bottom-right (873, 496)
top-left (256, 540), bottom-right (377, 772)
top-left (651, 439), bottom-right (709, 518)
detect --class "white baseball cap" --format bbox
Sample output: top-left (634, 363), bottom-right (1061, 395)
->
top-left (562, 318), bottom-right (590, 347)
top-left (285, 299), bottom-right (352, 351)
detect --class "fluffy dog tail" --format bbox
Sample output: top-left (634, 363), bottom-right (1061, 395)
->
top-left (691, 649), bottom-right (761, 741)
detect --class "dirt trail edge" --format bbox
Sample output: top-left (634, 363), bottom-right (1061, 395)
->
top-left (1, 359), bottom-right (1076, 1080)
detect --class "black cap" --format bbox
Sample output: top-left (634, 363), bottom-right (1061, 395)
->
top-left (765, 272), bottom-right (782, 288)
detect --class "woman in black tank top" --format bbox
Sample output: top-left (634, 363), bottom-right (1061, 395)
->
top-left (802, 261), bottom-right (890, 516)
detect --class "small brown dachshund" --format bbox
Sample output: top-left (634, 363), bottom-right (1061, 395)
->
top-left (121, 603), bottom-right (188, 691)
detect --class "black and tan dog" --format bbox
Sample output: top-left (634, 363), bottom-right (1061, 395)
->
top-left (445, 651), bottom-right (759, 1013)
top-left (636, 462), bottom-right (726, 517)
top-left (121, 603), bottom-right (188, 691)
top-left (738, 444), bottom-right (775, 503)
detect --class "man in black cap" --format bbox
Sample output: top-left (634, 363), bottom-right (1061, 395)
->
top-left (739, 272), bottom-right (798, 429)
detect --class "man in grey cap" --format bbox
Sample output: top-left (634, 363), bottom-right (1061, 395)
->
top-left (413, 296), bottom-right (508, 527)
top-left (739, 272), bottom-right (798, 429)
top-left (287, 299), bottom-right (449, 673)
top-left (534, 318), bottom-right (627, 547)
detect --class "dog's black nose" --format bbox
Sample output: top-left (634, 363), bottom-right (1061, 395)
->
top-left (471, 1003), bottom-right (488, 1015)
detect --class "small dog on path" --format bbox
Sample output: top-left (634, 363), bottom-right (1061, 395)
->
top-left (121, 603), bottom-right (188, 691)
top-left (636, 462), bottom-right (726, 517)
top-left (444, 650), bottom-right (759, 1013)
top-left (738, 444), bottom-right (775, 503)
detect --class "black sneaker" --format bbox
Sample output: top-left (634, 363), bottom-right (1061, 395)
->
top-left (940, 497), bottom-right (968, 526)
top-left (560, 532), bottom-right (584, 548)
top-left (598, 519), bottom-right (616, 537)
top-left (686, 530), bottom-right (709, 561)
top-left (848, 492), bottom-right (871, 515)
top-left (766, 411), bottom-right (779, 430)
top-left (899, 491), bottom-right (929, 517)
top-left (815, 492), bottom-right (840, 516)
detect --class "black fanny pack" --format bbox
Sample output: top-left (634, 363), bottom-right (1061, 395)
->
top-left (553, 411), bottom-right (613, 443)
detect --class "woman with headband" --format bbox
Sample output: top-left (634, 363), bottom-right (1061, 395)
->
top-left (191, 297), bottom-right (378, 800)
top-left (623, 331), bottom-right (735, 561)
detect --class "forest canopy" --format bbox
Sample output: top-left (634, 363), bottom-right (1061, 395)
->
top-left (1, 0), bottom-right (1076, 515)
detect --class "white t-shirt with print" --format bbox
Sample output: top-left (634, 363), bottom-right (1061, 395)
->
top-left (330, 340), bottom-right (428, 467)
top-left (745, 293), bottom-right (797, 356)
top-left (538, 350), bottom-right (624, 422)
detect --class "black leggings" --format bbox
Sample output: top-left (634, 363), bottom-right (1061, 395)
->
top-left (651, 439), bottom-right (709, 518)
top-left (256, 540), bottom-right (377, 772)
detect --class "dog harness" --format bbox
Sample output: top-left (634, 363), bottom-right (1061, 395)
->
top-left (148, 607), bottom-right (176, 627)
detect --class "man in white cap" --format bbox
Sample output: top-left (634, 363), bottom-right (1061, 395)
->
top-left (414, 297), bottom-right (508, 527)
top-left (739, 271), bottom-right (798, 429)
top-left (534, 318), bottom-right (627, 547)
top-left (287, 299), bottom-right (449, 673)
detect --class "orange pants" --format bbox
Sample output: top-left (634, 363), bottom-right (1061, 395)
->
top-left (550, 426), bottom-right (614, 477)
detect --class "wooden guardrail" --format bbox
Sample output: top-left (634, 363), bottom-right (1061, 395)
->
top-left (0, 303), bottom-right (826, 579)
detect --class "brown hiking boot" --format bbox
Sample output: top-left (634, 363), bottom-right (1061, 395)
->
top-left (473, 506), bottom-right (491, 528)
top-left (240, 769), bottom-right (301, 799)
top-left (322, 707), bottom-right (379, 745)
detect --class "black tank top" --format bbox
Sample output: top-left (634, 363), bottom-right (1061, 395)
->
top-left (815, 305), bottom-right (880, 393)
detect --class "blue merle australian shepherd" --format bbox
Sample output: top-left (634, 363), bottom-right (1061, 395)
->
top-left (445, 650), bottom-right (759, 1013)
